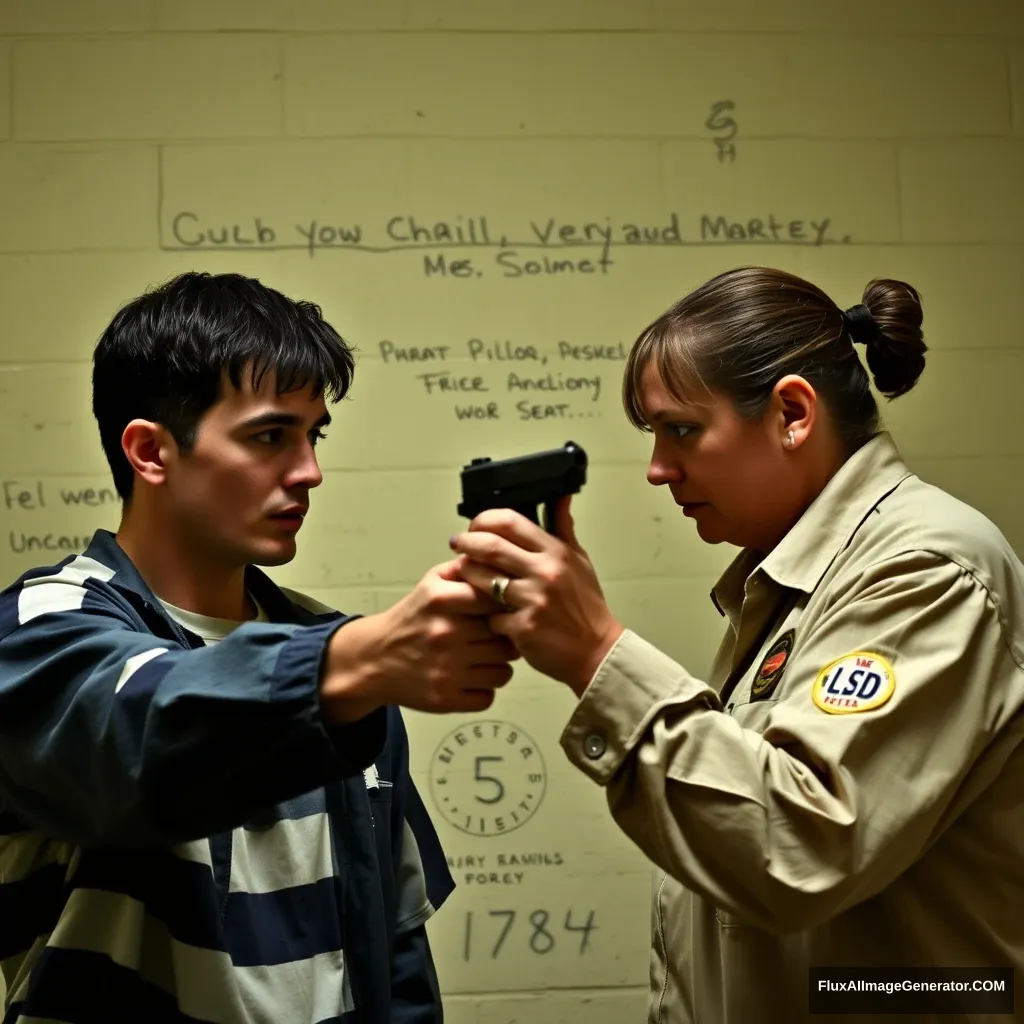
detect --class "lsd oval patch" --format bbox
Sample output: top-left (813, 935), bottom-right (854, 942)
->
top-left (813, 651), bottom-right (895, 714)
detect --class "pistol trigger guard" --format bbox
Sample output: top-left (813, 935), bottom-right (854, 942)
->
top-left (507, 504), bottom-right (540, 526)
top-left (542, 499), bottom-right (558, 536)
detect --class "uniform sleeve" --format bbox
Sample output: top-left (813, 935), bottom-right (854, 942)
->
top-left (0, 582), bottom-right (386, 848)
top-left (386, 708), bottom-right (454, 1023)
top-left (560, 551), bottom-right (1024, 934)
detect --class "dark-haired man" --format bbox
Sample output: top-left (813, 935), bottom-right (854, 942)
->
top-left (0, 272), bottom-right (515, 1023)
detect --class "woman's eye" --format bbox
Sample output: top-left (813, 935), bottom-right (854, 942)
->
top-left (666, 423), bottom-right (696, 439)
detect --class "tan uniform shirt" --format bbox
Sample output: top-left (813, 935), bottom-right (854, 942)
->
top-left (561, 432), bottom-right (1024, 1023)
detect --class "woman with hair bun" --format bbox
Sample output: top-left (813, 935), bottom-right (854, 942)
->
top-left (451, 267), bottom-right (1024, 1023)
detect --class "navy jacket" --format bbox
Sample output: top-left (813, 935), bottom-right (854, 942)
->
top-left (0, 530), bottom-right (454, 1024)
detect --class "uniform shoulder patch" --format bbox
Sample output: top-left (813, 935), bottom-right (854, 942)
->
top-left (813, 651), bottom-right (895, 714)
top-left (751, 628), bottom-right (794, 701)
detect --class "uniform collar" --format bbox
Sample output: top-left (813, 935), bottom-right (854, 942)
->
top-left (83, 528), bottom-right (330, 627)
top-left (711, 432), bottom-right (913, 616)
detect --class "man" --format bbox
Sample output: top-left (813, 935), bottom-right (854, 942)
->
top-left (0, 272), bottom-right (515, 1023)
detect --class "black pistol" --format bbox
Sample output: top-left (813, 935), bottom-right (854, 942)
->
top-left (457, 441), bottom-right (588, 536)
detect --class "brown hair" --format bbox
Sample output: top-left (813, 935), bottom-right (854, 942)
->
top-left (623, 267), bottom-right (927, 451)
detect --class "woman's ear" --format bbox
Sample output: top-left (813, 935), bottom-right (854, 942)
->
top-left (771, 375), bottom-right (817, 449)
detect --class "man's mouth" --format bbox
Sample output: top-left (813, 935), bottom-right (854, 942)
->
top-left (269, 507), bottom-right (307, 526)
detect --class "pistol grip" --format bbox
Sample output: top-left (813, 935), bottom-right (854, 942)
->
top-left (542, 499), bottom-right (558, 536)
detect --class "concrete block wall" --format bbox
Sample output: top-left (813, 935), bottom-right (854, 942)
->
top-left (1, 1), bottom-right (1022, 1019)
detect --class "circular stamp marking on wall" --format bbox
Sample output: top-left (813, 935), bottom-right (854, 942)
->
top-left (429, 720), bottom-right (547, 837)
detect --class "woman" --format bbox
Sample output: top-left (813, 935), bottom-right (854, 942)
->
top-left (450, 267), bottom-right (1024, 1023)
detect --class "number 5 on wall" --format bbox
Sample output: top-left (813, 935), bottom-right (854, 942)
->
top-left (474, 756), bottom-right (505, 804)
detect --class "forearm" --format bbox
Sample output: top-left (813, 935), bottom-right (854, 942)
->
top-left (318, 614), bottom-right (392, 724)
top-left (562, 627), bottom-right (1007, 934)
top-left (0, 618), bottom-right (385, 846)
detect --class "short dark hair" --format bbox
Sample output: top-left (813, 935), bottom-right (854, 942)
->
top-left (623, 266), bottom-right (927, 452)
top-left (92, 271), bottom-right (356, 500)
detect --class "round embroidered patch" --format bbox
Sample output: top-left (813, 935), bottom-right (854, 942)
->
top-left (751, 628), bottom-right (794, 701)
top-left (813, 651), bottom-right (895, 714)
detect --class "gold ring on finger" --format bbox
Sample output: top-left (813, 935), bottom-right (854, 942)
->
top-left (490, 576), bottom-right (512, 610)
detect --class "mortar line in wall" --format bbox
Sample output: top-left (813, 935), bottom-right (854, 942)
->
top-left (330, 131), bottom-right (1011, 143)
top-left (893, 143), bottom-right (904, 242)
top-left (1, 344), bottom-right (1020, 371)
top-left (149, 28), bottom-right (1015, 40)
top-left (156, 145), bottom-right (164, 245)
top-left (655, 138), bottom-right (666, 206)
top-left (0, 28), bottom-right (1014, 43)
top-left (3, 239), bottom-right (1023, 257)
top-left (443, 984), bottom-right (651, 997)
top-left (140, 132), bottom-right (1024, 143)
top-left (1007, 43), bottom-right (1017, 134)
top-left (7, 36), bottom-right (14, 140)
top-left (278, 34), bottom-right (286, 137)
top-left (3, 132), bottom-right (1020, 145)
top-left (0, 246), bottom-right (162, 256)
top-left (148, 239), bottom-right (1024, 254)
top-left (0, 449), bottom-right (1016, 470)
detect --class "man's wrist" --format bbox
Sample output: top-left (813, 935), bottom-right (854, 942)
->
top-left (320, 615), bottom-right (387, 724)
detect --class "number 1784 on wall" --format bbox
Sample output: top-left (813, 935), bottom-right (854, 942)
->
top-left (462, 909), bottom-right (598, 961)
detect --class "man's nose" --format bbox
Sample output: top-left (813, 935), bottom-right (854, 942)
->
top-left (288, 443), bottom-right (324, 489)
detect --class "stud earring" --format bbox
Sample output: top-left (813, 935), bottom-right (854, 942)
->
top-left (786, 430), bottom-right (796, 449)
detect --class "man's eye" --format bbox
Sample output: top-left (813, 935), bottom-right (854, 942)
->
top-left (310, 429), bottom-right (328, 447)
top-left (253, 429), bottom-right (283, 444)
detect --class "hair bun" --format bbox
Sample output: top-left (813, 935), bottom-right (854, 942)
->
top-left (856, 279), bottom-right (927, 399)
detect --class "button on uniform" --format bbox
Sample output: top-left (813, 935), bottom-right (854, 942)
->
top-left (583, 733), bottom-right (606, 759)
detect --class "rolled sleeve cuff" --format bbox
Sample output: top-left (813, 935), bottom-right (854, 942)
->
top-left (559, 629), bottom-right (719, 785)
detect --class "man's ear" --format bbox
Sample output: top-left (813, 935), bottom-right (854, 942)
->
top-left (121, 420), bottom-right (176, 489)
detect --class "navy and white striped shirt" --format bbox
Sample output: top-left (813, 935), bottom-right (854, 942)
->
top-left (0, 530), bottom-right (454, 1023)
